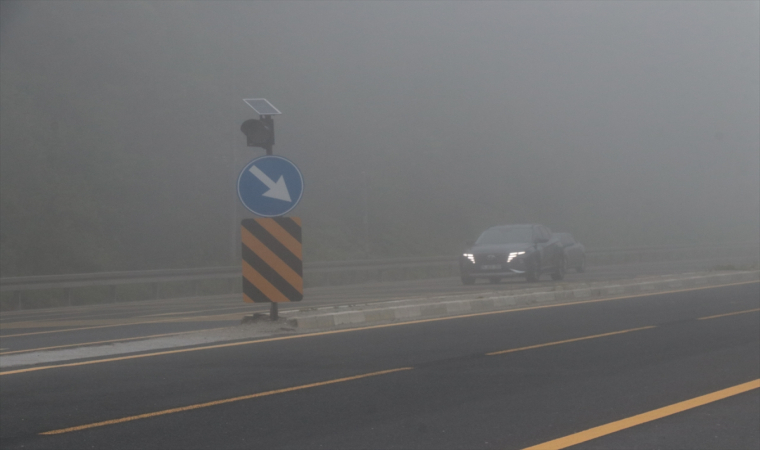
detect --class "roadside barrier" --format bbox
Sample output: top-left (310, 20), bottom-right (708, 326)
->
top-left (285, 270), bottom-right (760, 330)
top-left (1, 243), bottom-right (757, 310)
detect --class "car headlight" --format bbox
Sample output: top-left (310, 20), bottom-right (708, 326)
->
top-left (463, 253), bottom-right (475, 263)
top-left (507, 251), bottom-right (525, 263)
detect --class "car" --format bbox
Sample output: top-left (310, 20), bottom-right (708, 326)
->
top-left (460, 224), bottom-right (566, 284)
top-left (553, 232), bottom-right (586, 273)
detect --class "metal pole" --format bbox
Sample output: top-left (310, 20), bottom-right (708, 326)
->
top-left (270, 302), bottom-right (279, 321)
top-left (266, 114), bottom-right (276, 320)
top-left (363, 171), bottom-right (369, 256)
top-left (230, 123), bottom-right (238, 264)
top-left (263, 115), bottom-right (273, 156)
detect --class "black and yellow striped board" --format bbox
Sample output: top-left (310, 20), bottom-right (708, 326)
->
top-left (241, 217), bottom-right (303, 303)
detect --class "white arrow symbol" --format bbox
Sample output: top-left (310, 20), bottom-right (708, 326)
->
top-left (248, 165), bottom-right (292, 202)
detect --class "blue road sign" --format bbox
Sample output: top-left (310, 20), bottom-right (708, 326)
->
top-left (238, 155), bottom-right (304, 217)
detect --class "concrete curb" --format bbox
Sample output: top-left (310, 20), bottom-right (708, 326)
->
top-left (285, 271), bottom-right (760, 331)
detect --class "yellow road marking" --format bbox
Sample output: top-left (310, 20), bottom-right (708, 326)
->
top-left (1, 280), bottom-right (756, 336)
top-left (2, 280), bottom-right (756, 376)
top-left (522, 379), bottom-right (760, 450)
top-left (145, 310), bottom-right (209, 317)
top-left (145, 305), bottom-right (253, 317)
top-left (35, 323), bottom-right (663, 434)
top-left (2, 309), bottom-right (247, 331)
top-left (40, 367), bottom-right (412, 435)
top-left (2, 324), bottom-right (139, 337)
top-left (0, 328), bottom-right (228, 356)
top-left (0, 300), bottom-right (235, 323)
top-left (486, 326), bottom-right (656, 356)
top-left (698, 308), bottom-right (760, 320)
top-left (1, 318), bottom-right (143, 330)
top-left (0, 312), bottom-right (242, 337)
top-left (0, 298), bottom-right (247, 327)
top-left (32, 319), bottom-right (749, 436)
top-left (0, 325), bottom-right (422, 375)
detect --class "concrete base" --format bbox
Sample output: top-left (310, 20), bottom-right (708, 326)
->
top-left (283, 271), bottom-right (760, 331)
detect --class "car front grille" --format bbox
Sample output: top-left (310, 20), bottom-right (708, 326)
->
top-left (473, 254), bottom-right (506, 264)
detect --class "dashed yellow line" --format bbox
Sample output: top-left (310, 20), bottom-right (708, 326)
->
top-left (7, 280), bottom-right (756, 440)
top-left (2, 304), bottom-right (297, 334)
top-left (144, 304), bottom-right (259, 317)
top-left (36, 324), bottom-right (664, 435)
top-left (2, 280), bottom-right (756, 376)
top-left (522, 379), bottom-right (760, 449)
top-left (0, 328), bottom-right (228, 356)
top-left (486, 326), bottom-right (656, 356)
top-left (40, 367), bottom-right (413, 435)
top-left (0, 312), bottom-right (242, 337)
top-left (1, 280), bottom-right (756, 337)
top-left (698, 308), bottom-right (760, 321)
top-left (31, 313), bottom-right (757, 437)
top-left (0, 302), bottom-right (203, 324)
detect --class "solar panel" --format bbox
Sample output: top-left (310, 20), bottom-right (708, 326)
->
top-left (243, 98), bottom-right (282, 115)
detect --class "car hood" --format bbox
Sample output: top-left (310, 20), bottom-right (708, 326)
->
top-left (469, 243), bottom-right (533, 255)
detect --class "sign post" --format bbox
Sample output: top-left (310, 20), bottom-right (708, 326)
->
top-left (238, 99), bottom-right (302, 321)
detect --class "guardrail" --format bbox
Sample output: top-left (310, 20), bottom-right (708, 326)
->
top-left (1, 243), bottom-right (758, 310)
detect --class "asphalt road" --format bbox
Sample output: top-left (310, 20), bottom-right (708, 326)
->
top-left (1, 281), bottom-right (757, 449)
top-left (0, 257), bottom-right (753, 356)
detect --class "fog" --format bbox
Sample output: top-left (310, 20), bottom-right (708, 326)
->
top-left (1, 1), bottom-right (758, 275)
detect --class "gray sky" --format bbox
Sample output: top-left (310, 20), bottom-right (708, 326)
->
top-left (1, 1), bottom-right (758, 271)
top-left (224, 1), bottom-right (760, 243)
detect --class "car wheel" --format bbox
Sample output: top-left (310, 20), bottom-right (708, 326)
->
top-left (489, 277), bottom-right (500, 284)
top-left (551, 256), bottom-right (566, 281)
top-left (576, 255), bottom-right (586, 273)
top-left (525, 257), bottom-right (539, 282)
top-left (461, 275), bottom-right (475, 285)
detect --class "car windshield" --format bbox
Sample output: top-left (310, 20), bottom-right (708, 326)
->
top-left (476, 227), bottom-right (533, 245)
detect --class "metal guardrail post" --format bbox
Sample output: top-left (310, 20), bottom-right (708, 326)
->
top-left (270, 302), bottom-right (279, 320)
